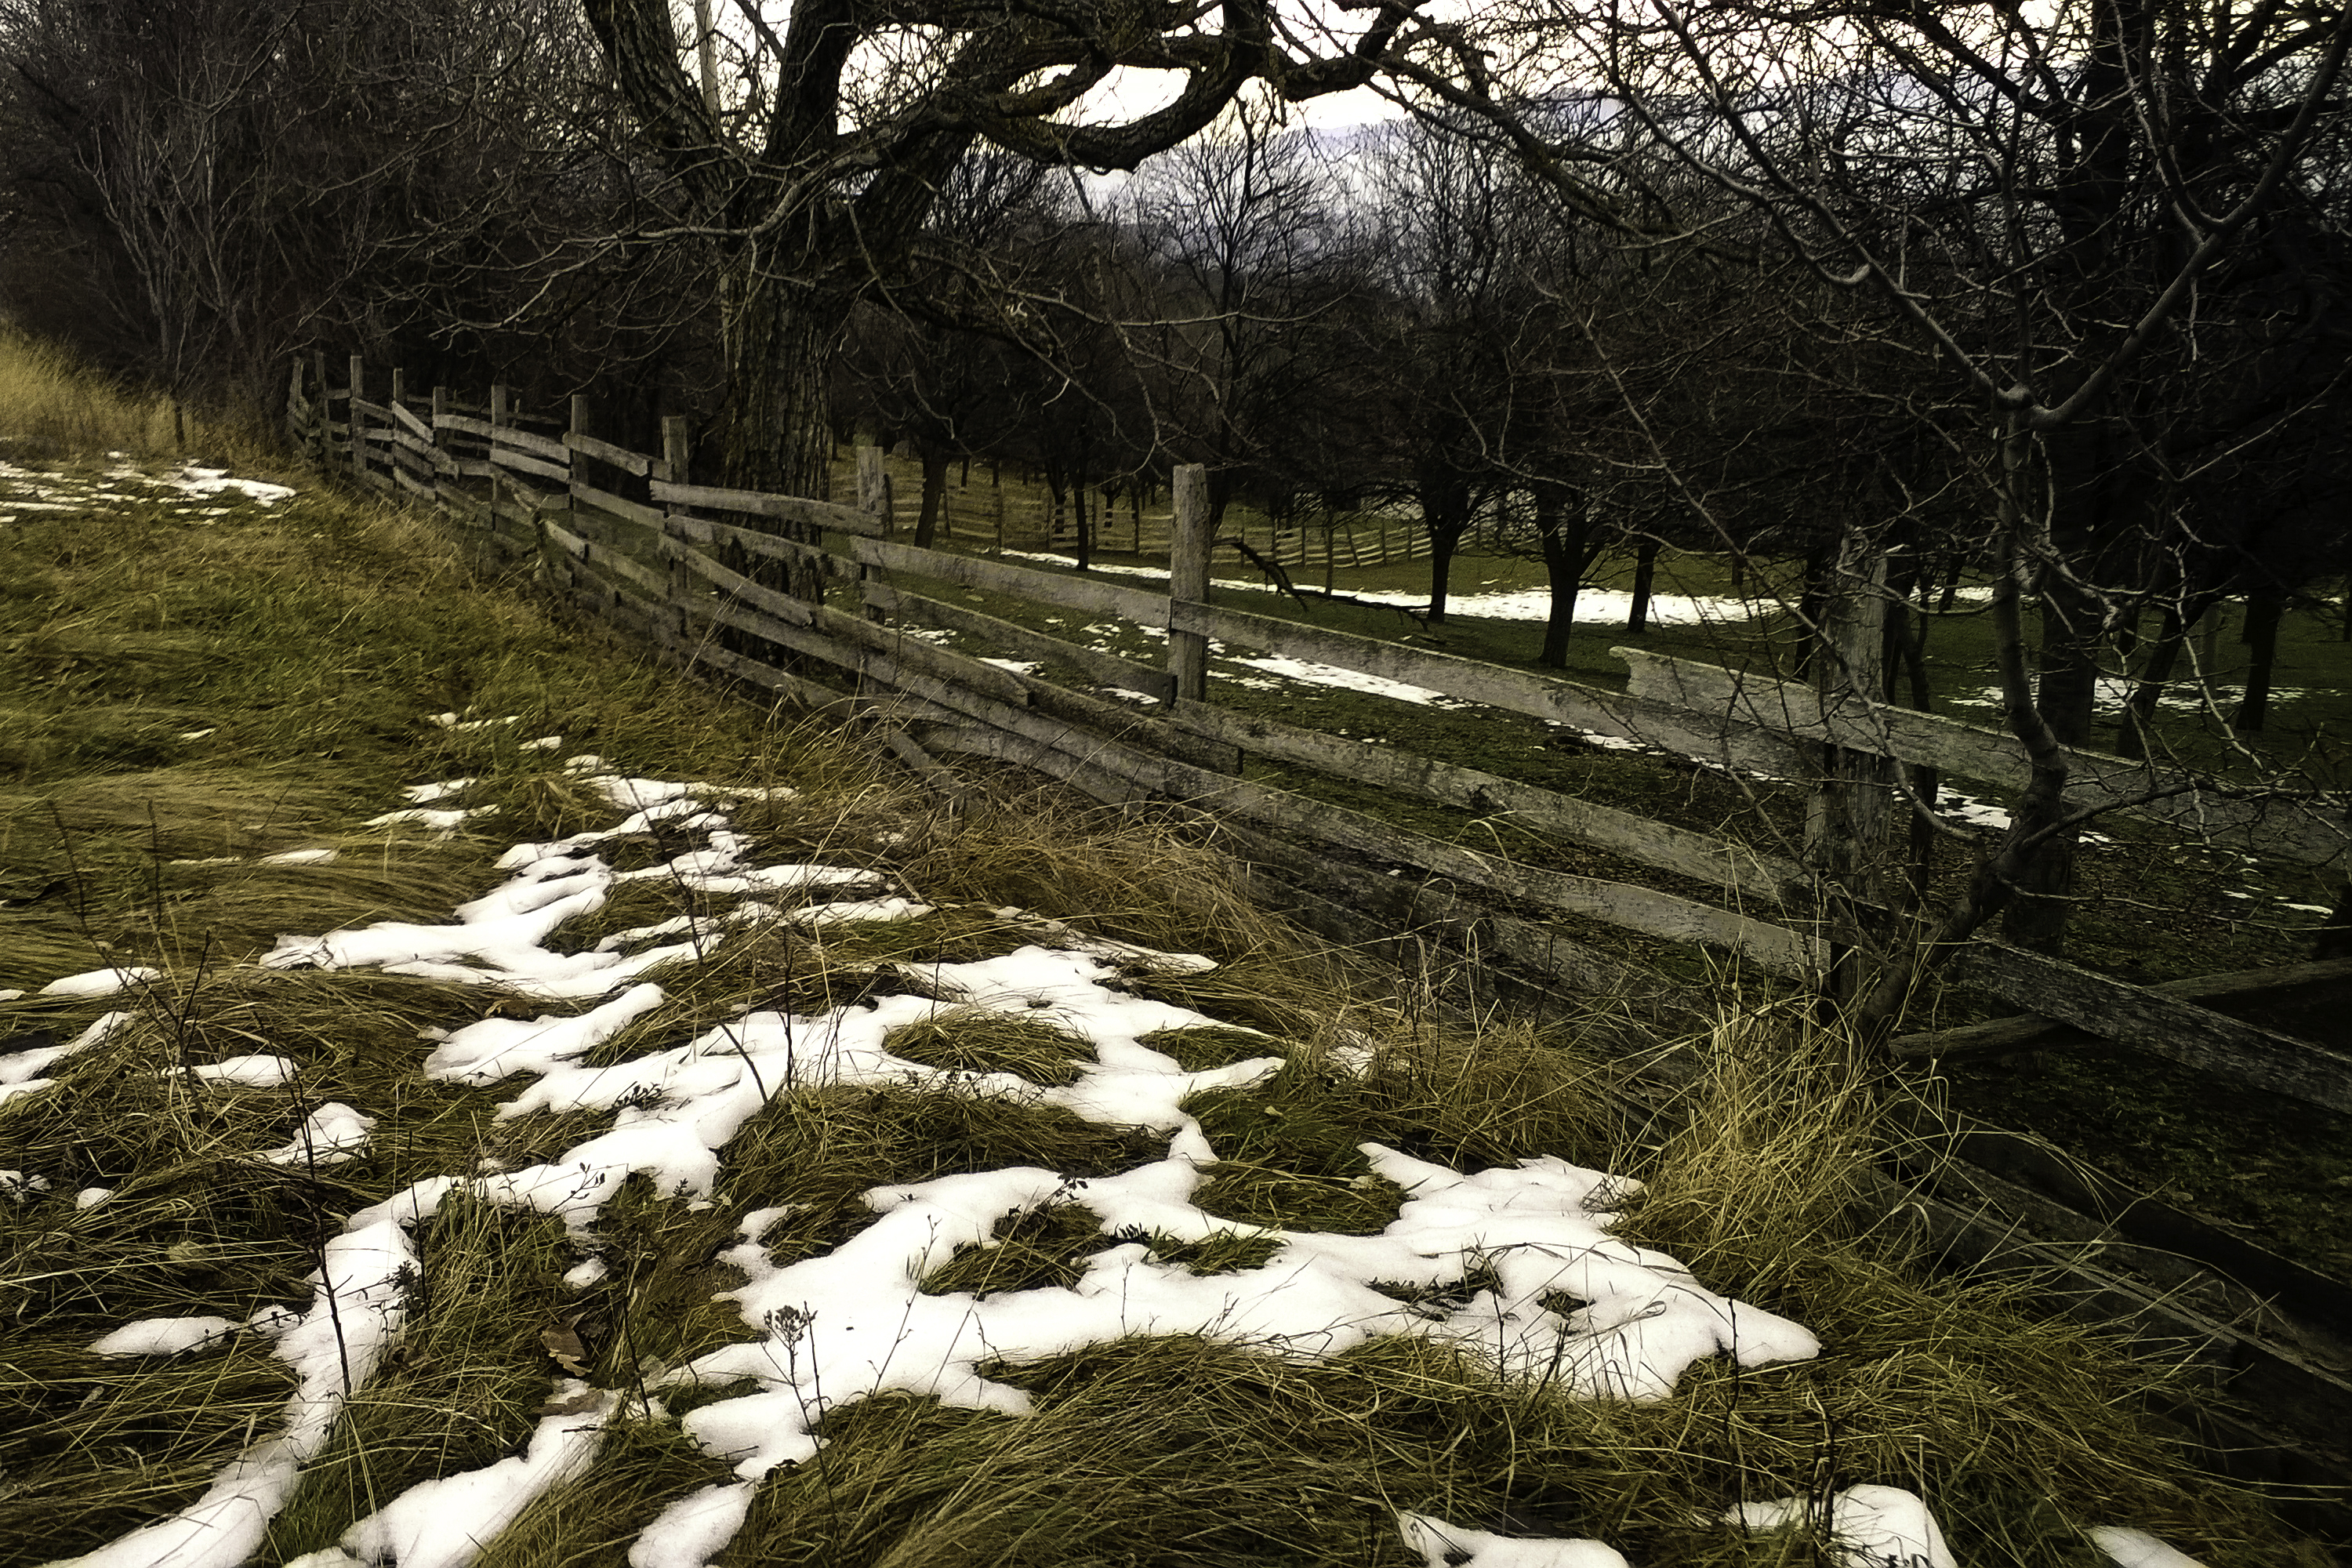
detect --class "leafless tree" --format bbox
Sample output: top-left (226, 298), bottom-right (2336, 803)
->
top-left (579, 0), bottom-right (1430, 502)
top-left (0, 0), bottom-right (612, 423)
top-left (1392, 0), bottom-right (2352, 1015)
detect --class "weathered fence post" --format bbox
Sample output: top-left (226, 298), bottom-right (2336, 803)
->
top-left (1807, 532), bottom-right (1893, 1014)
top-left (347, 355), bottom-right (367, 481)
top-left (488, 384), bottom-right (512, 543)
top-left (852, 443), bottom-right (891, 623)
top-left (310, 350), bottom-right (328, 464)
top-left (660, 416), bottom-right (693, 655)
top-left (1168, 463), bottom-right (1210, 705)
top-left (430, 386), bottom-right (448, 494)
top-left (390, 366), bottom-right (406, 416)
top-left (286, 357), bottom-right (302, 447)
top-left (856, 444), bottom-right (891, 537)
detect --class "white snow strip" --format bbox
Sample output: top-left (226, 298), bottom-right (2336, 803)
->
top-left (401, 779), bottom-right (477, 805)
top-left (423, 985), bottom-right (667, 1085)
top-left (1227, 653), bottom-right (1462, 707)
top-left (261, 1103), bottom-right (378, 1167)
top-left (339, 1385), bottom-right (617, 1568)
top-left (89, 1316), bottom-right (243, 1358)
top-left (1398, 1512), bottom-right (1628, 1567)
top-left (364, 806), bottom-right (496, 833)
top-left (790, 897), bottom-right (933, 927)
top-left (168, 465), bottom-right (296, 505)
top-left (1000, 550), bottom-right (1760, 627)
top-left (49, 1193), bottom-right (426, 1568)
top-left (1728, 1485), bottom-right (1955, 1568)
top-left (38, 966), bottom-right (162, 998)
top-left (2090, 1526), bottom-right (2210, 1568)
top-left (261, 848), bottom-right (342, 866)
top-left (659, 947), bottom-right (1810, 1487)
top-left (629, 1483), bottom-right (756, 1568)
top-left (189, 1054), bottom-right (302, 1087)
top-left (1, 1012), bottom-right (132, 1087)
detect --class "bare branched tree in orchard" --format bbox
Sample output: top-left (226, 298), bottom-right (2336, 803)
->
top-left (1122, 93), bottom-right (1359, 529)
top-left (1403, 0), bottom-right (2352, 1025)
top-left (580, 0), bottom-right (1427, 502)
top-left (0, 0), bottom-right (608, 419)
top-left (1353, 111), bottom-right (1560, 625)
top-left (837, 151), bottom-right (1068, 546)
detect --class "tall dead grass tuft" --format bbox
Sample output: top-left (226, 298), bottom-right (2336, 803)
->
top-left (0, 327), bottom-right (274, 463)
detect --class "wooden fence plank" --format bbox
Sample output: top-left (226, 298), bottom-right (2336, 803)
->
top-left (831, 644), bottom-right (1821, 974)
top-left (907, 721), bottom-right (1167, 811)
top-left (1174, 600), bottom-right (1815, 780)
top-left (570, 479), bottom-right (666, 532)
top-left (652, 477), bottom-right (879, 535)
top-left (1169, 464), bottom-right (1210, 701)
top-left (1225, 822), bottom-right (1682, 1006)
top-left (496, 474), bottom-right (566, 514)
top-left (489, 425), bottom-right (570, 463)
top-left (544, 518), bottom-right (668, 602)
top-left (434, 481), bottom-right (489, 519)
top-left (1618, 648), bottom-right (2352, 869)
top-left (677, 546), bottom-right (816, 628)
top-left (1168, 699), bottom-right (1813, 906)
top-left (436, 412), bottom-right (498, 439)
top-left (1893, 955), bottom-right (2352, 1062)
top-left (1949, 941), bottom-right (2352, 1112)
top-left (390, 400), bottom-right (433, 441)
top-left (662, 517), bottom-right (859, 583)
top-left (688, 590), bottom-right (1036, 710)
top-left (489, 446), bottom-right (572, 485)
top-left (864, 581), bottom-right (1177, 704)
top-left (564, 430), bottom-right (655, 476)
top-left (851, 536), bottom-right (1171, 625)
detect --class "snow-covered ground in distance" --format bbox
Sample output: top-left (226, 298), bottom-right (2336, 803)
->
top-left (0, 456), bottom-right (294, 523)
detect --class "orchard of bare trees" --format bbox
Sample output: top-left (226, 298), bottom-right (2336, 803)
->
top-left (5, 0), bottom-right (2348, 1018)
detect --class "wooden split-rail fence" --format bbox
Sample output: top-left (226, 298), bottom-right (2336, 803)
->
top-left (292, 359), bottom-right (2352, 1534)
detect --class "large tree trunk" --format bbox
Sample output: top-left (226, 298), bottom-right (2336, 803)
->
top-left (1536, 485), bottom-right (1586, 668)
top-left (1419, 474), bottom-right (1468, 624)
top-left (913, 442), bottom-right (952, 548)
top-left (717, 271), bottom-right (846, 501)
top-left (1626, 538), bottom-right (1661, 635)
top-left (2233, 590), bottom-right (2285, 731)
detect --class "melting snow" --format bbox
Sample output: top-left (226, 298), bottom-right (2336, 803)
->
top-left (89, 1317), bottom-right (243, 1358)
top-left (1398, 1513), bottom-right (1628, 1567)
top-left (1729, 1484), bottom-right (1955, 1567)
top-left (38, 967), bottom-right (162, 999)
top-left (260, 1102), bottom-right (378, 1167)
top-left (2091, 1526), bottom-right (2212, 1567)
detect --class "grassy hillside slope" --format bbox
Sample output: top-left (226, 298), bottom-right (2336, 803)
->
top-left (0, 340), bottom-right (2329, 1566)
